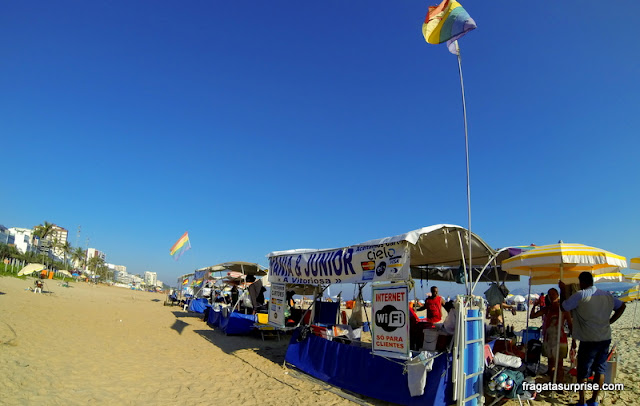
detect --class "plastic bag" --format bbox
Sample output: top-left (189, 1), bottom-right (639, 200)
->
top-left (348, 300), bottom-right (364, 329)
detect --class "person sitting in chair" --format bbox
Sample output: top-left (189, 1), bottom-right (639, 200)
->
top-left (34, 279), bottom-right (43, 294)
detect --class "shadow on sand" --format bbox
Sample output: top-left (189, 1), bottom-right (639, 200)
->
top-left (167, 309), bottom-right (385, 406)
top-left (170, 311), bottom-right (202, 335)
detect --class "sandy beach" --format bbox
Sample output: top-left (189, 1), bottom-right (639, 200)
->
top-left (1, 277), bottom-right (638, 406)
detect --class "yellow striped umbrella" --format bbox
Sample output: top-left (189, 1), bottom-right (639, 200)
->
top-left (629, 257), bottom-right (640, 271)
top-left (620, 286), bottom-right (640, 303)
top-left (624, 272), bottom-right (640, 282)
top-left (501, 243), bottom-right (627, 285)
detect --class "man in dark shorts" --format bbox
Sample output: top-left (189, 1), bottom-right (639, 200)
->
top-left (560, 272), bottom-right (625, 406)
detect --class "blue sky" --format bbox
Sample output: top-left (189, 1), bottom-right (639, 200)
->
top-left (1, 1), bottom-right (638, 291)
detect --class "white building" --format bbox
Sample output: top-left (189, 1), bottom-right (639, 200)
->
top-left (144, 271), bottom-right (157, 287)
top-left (87, 248), bottom-right (106, 261)
top-left (0, 225), bottom-right (13, 246)
top-left (8, 227), bottom-right (37, 254)
top-left (47, 225), bottom-right (69, 261)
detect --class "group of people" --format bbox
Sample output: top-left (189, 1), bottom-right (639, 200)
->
top-left (495, 273), bottom-right (626, 405)
top-left (414, 275), bottom-right (626, 405)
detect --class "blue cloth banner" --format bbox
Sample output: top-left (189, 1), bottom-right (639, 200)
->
top-left (188, 298), bottom-right (211, 313)
top-left (222, 312), bottom-right (256, 335)
top-left (207, 308), bottom-right (221, 327)
top-left (285, 329), bottom-right (453, 405)
top-left (205, 308), bottom-right (257, 335)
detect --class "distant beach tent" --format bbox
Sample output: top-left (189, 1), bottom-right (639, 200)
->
top-left (198, 261), bottom-right (267, 277)
top-left (169, 232), bottom-right (191, 261)
top-left (17, 263), bottom-right (46, 276)
top-left (629, 257), bottom-right (640, 271)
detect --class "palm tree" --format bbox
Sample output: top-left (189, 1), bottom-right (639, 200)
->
top-left (87, 255), bottom-right (104, 272)
top-left (71, 247), bottom-right (86, 271)
top-left (33, 221), bottom-right (55, 262)
top-left (88, 256), bottom-right (106, 281)
top-left (61, 241), bottom-right (72, 270)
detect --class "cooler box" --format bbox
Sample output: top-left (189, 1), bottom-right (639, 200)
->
top-left (422, 327), bottom-right (439, 351)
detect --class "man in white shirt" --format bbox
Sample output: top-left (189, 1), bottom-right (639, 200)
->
top-left (559, 272), bottom-right (625, 406)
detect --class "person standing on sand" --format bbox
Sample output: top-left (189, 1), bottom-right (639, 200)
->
top-left (530, 288), bottom-right (574, 383)
top-left (559, 272), bottom-right (625, 406)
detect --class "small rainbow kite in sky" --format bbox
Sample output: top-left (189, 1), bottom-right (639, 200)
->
top-left (170, 232), bottom-right (191, 261)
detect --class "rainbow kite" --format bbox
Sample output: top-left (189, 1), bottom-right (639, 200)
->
top-left (422, 0), bottom-right (476, 45)
top-left (170, 232), bottom-right (191, 261)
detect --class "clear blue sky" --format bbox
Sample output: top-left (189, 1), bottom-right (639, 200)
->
top-left (2, 1), bottom-right (638, 290)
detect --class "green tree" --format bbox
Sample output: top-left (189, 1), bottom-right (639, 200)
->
top-left (87, 256), bottom-right (105, 273)
top-left (61, 241), bottom-right (72, 270)
top-left (33, 221), bottom-right (55, 262)
top-left (71, 247), bottom-right (86, 270)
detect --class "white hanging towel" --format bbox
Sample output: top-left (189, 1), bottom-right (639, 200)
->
top-left (406, 351), bottom-right (437, 397)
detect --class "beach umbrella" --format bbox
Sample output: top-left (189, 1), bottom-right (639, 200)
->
top-left (623, 266), bottom-right (640, 329)
top-left (619, 286), bottom-right (640, 303)
top-left (624, 272), bottom-right (640, 282)
top-left (512, 295), bottom-right (526, 303)
top-left (502, 242), bottom-right (627, 384)
top-left (17, 263), bottom-right (47, 276)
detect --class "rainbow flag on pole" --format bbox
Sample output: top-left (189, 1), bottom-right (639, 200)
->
top-left (170, 232), bottom-right (191, 261)
top-left (422, 0), bottom-right (476, 45)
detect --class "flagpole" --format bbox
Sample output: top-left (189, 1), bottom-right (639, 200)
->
top-left (454, 41), bottom-right (473, 296)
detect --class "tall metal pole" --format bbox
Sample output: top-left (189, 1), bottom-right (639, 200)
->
top-left (454, 41), bottom-right (473, 295)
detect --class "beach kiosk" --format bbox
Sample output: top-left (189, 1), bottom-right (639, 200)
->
top-left (268, 224), bottom-right (513, 406)
top-left (202, 261), bottom-right (268, 335)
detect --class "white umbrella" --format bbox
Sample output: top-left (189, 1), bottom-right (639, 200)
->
top-left (502, 242), bottom-right (627, 385)
top-left (58, 270), bottom-right (72, 277)
top-left (512, 295), bottom-right (526, 303)
top-left (17, 263), bottom-right (46, 276)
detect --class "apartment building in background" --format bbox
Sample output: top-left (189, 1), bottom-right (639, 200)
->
top-left (144, 271), bottom-right (157, 287)
top-left (8, 227), bottom-right (37, 254)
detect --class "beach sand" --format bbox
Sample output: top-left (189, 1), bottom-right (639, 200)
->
top-left (0, 277), bottom-right (356, 406)
top-left (1, 277), bottom-right (638, 406)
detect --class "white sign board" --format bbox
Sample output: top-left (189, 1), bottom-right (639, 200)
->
top-left (269, 283), bottom-right (286, 328)
top-left (372, 283), bottom-right (410, 359)
top-left (268, 241), bottom-right (409, 285)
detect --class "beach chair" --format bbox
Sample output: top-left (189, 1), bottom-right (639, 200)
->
top-left (33, 280), bottom-right (43, 294)
top-left (253, 313), bottom-right (281, 341)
